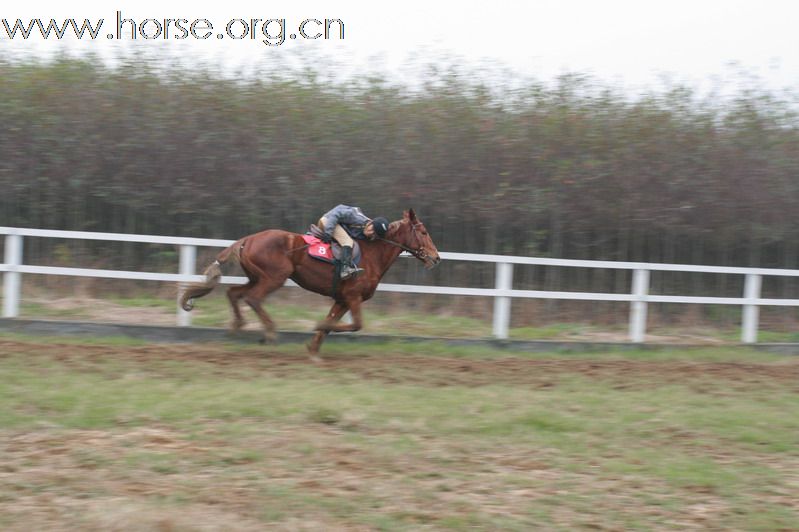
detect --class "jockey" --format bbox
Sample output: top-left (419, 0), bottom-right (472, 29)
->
top-left (317, 205), bottom-right (390, 279)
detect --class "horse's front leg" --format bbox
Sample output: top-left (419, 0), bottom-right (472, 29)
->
top-left (308, 301), bottom-right (348, 355)
top-left (315, 297), bottom-right (363, 333)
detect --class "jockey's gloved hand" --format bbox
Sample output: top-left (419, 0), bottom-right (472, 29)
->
top-left (320, 233), bottom-right (332, 243)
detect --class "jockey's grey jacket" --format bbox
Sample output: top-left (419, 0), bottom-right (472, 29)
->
top-left (321, 204), bottom-right (372, 240)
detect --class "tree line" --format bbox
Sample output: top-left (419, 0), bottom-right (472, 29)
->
top-left (1, 54), bottom-right (798, 309)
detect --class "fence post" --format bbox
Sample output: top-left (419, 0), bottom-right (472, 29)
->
top-left (2, 233), bottom-right (23, 318)
top-left (629, 268), bottom-right (649, 343)
top-left (741, 273), bottom-right (761, 344)
top-left (177, 244), bottom-right (197, 326)
top-left (492, 262), bottom-right (513, 339)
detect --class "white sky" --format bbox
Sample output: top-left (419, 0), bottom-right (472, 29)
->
top-left (4, 0), bottom-right (799, 93)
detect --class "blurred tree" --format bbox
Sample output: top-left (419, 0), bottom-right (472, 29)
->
top-left (1, 53), bottom-right (799, 308)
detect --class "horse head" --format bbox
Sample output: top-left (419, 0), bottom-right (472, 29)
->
top-left (386, 209), bottom-right (441, 269)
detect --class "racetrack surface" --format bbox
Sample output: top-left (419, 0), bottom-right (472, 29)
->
top-left (2, 337), bottom-right (798, 530)
top-left (3, 338), bottom-right (799, 390)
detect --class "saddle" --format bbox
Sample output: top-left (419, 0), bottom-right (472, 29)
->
top-left (303, 225), bottom-right (362, 265)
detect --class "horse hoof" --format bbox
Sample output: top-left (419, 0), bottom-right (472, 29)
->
top-left (309, 354), bottom-right (323, 364)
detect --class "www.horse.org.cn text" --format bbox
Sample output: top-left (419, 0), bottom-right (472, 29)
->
top-left (1, 11), bottom-right (345, 47)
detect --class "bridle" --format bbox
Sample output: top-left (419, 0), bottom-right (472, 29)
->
top-left (377, 222), bottom-right (430, 262)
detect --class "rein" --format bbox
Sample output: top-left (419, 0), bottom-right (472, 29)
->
top-left (377, 223), bottom-right (428, 261)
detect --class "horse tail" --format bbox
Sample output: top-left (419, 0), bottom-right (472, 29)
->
top-left (179, 238), bottom-right (245, 311)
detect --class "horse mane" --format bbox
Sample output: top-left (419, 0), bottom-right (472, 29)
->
top-left (386, 219), bottom-right (405, 236)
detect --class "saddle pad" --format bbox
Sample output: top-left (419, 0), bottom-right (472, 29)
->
top-left (302, 234), bottom-right (361, 265)
top-left (303, 235), bottom-right (335, 263)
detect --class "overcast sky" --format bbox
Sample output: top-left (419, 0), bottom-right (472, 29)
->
top-left (4, 0), bottom-right (798, 93)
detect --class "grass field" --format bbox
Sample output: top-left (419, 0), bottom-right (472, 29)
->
top-left (19, 292), bottom-right (798, 343)
top-left (1, 334), bottom-right (798, 530)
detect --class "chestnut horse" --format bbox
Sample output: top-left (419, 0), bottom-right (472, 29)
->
top-left (179, 209), bottom-right (441, 354)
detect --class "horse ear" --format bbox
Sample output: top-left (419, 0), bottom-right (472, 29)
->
top-left (403, 210), bottom-right (410, 220)
top-left (408, 208), bottom-right (417, 221)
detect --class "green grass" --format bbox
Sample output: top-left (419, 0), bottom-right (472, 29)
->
top-left (1, 336), bottom-right (798, 529)
top-left (20, 301), bottom-right (91, 320)
top-left (0, 331), bottom-right (151, 347)
top-left (183, 293), bottom-right (496, 335)
top-left (722, 329), bottom-right (799, 343)
top-left (108, 296), bottom-right (176, 309)
top-left (14, 293), bottom-right (799, 345)
top-left (510, 322), bottom-right (599, 339)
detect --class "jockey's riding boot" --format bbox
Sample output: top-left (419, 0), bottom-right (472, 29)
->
top-left (339, 246), bottom-right (363, 279)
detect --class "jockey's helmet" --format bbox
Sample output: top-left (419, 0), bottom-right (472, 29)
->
top-left (371, 217), bottom-right (389, 237)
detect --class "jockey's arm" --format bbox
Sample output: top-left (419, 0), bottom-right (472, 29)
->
top-left (322, 205), bottom-right (369, 238)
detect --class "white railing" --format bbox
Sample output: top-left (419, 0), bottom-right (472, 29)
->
top-left (3, 226), bottom-right (799, 343)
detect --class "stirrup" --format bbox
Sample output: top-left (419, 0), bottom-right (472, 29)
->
top-left (340, 266), bottom-right (364, 279)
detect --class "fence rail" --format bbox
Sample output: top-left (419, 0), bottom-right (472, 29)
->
top-left (2, 226), bottom-right (798, 343)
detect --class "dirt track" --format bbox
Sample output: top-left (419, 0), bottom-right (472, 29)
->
top-left (3, 339), bottom-right (799, 391)
top-left (2, 338), bottom-right (799, 530)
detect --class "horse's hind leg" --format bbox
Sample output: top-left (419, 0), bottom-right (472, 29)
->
top-left (226, 282), bottom-right (253, 331)
top-left (243, 278), bottom-right (286, 344)
top-left (308, 301), bottom-right (348, 355)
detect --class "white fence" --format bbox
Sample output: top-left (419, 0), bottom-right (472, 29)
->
top-left (3, 226), bottom-right (799, 343)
